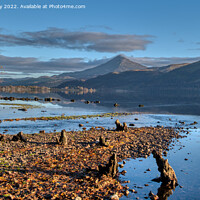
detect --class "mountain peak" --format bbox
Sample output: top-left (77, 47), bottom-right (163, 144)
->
top-left (58, 54), bottom-right (147, 80)
top-left (113, 54), bottom-right (129, 61)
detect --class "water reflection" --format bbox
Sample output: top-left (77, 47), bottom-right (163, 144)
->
top-left (157, 183), bottom-right (175, 200)
top-left (1, 88), bottom-right (200, 115)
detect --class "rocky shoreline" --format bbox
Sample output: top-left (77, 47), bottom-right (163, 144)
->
top-left (0, 125), bottom-right (186, 199)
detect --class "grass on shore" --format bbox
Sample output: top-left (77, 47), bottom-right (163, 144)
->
top-left (2, 112), bottom-right (136, 122)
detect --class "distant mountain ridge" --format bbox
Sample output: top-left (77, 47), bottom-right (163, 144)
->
top-left (1, 54), bottom-right (200, 89)
top-left (158, 63), bottom-right (189, 73)
top-left (58, 59), bottom-right (200, 90)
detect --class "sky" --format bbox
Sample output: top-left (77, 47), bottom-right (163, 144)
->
top-left (0, 0), bottom-right (200, 78)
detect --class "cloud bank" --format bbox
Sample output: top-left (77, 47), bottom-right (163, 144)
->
top-left (0, 54), bottom-right (108, 74)
top-left (0, 28), bottom-right (153, 53)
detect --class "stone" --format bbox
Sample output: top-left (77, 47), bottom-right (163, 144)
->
top-left (149, 191), bottom-right (159, 200)
top-left (44, 97), bottom-right (53, 102)
top-left (110, 194), bottom-right (119, 200)
top-left (18, 108), bottom-right (27, 111)
top-left (129, 189), bottom-right (135, 193)
top-left (120, 170), bottom-right (127, 175)
top-left (125, 190), bottom-right (129, 196)
top-left (119, 164), bottom-right (124, 168)
top-left (163, 151), bottom-right (168, 156)
top-left (138, 104), bottom-right (144, 107)
top-left (75, 197), bottom-right (82, 200)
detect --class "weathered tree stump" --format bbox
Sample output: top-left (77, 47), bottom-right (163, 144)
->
top-left (12, 131), bottom-right (27, 142)
top-left (99, 153), bottom-right (118, 177)
top-left (123, 122), bottom-right (128, 131)
top-left (115, 119), bottom-right (128, 131)
top-left (0, 134), bottom-right (5, 142)
top-left (115, 119), bottom-right (124, 131)
top-left (152, 150), bottom-right (178, 188)
top-left (99, 136), bottom-right (109, 147)
top-left (56, 129), bottom-right (68, 146)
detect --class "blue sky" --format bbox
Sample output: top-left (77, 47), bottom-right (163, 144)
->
top-left (0, 0), bottom-right (200, 77)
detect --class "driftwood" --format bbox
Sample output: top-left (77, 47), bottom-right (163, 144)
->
top-left (152, 150), bottom-right (178, 188)
top-left (99, 153), bottom-right (118, 177)
top-left (99, 136), bottom-right (109, 147)
top-left (12, 131), bottom-right (27, 142)
top-left (115, 119), bottom-right (128, 131)
top-left (56, 129), bottom-right (68, 146)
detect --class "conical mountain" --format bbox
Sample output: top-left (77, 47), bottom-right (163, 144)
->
top-left (59, 54), bottom-right (147, 79)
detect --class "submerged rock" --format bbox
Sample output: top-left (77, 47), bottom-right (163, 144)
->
top-left (138, 104), bottom-right (144, 107)
top-left (44, 97), bottom-right (53, 102)
top-left (18, 108), bottom-right (27, 111)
